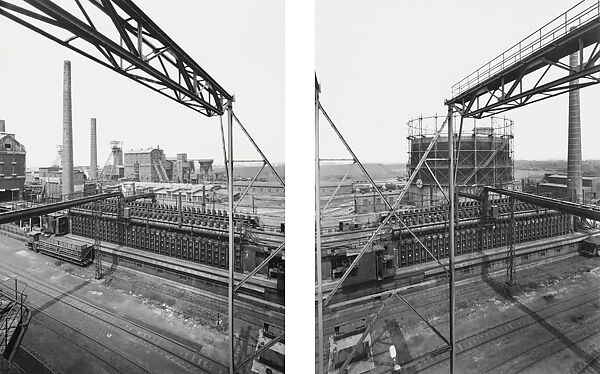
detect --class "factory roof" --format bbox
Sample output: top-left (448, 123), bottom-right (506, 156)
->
top-left (547, 174), bottom-right (600, 181)
top-left (126, 147), bottom-right (159, 154)
top-left (539, 182), bottom-right (592, 189)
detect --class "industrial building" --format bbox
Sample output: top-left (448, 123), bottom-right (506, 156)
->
top-left (0, 121), bottom-right (26, 202)
top-left (538, 174), bottom-right (600, 202)
top-left (122, 147), bottom-right (215, 184)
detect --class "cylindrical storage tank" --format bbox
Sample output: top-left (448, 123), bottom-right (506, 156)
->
top-left (407, 115), bottom-right (514, 206)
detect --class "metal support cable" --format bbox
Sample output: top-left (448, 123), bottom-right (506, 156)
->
top-left (232, 112), bottom-right (284, 187)
top-left (394, 292), bottom-right (449, 345)
top-left (322, 110), bottom-right (450, 307)
top-left (337, 293), bottom-right (395, 374)
top-left (454, 114), bottom-right (464, 184)
top-left (235, 333), bottom-right (285, 370)
top-left (321, 162), bottom-right (354, 214)
top-left (233, 242), bottom-right (284, 293)
top-left (425, 161), bottom-right (450, 203)
top-left (234, 162), bottom-right (266, 211)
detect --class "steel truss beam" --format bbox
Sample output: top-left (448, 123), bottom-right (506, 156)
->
top-left (0, 0), bottom-right (231, 116)
top-left (315, 77), bottom-right (454, 373)
top-left (447, 1), bottom-right (600, 118)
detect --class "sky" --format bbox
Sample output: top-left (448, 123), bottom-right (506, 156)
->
top-left (0, 0), bottom-right (283, 169)
top-left (316, 0), bottom-right (600, 163)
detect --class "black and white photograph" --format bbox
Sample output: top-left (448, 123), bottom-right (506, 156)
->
top-left (0, 1), bottom-right (284, 374)
top-left (315, 1), bottom-right (600, 373)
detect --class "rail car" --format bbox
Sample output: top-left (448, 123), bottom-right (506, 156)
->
top-left (251, 329), bottom-right (285, 374)
top-left (27, 231), bottom-right (93, 266)
top-left (580, 235), bottom-right (600, 257)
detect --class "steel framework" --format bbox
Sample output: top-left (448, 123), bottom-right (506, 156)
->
top-left (447, 0), bottom-right (600, 119)
top-left (0, 0), bottom-right (231, 117)
top-left (443, 2), bottom-right (600, 372)
top-left (315, 75), bottom-right (454, 374)
top-left (0, 2), bottom-right (283, 372)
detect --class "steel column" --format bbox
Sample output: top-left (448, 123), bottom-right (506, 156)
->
top-left (315, 79), bottom-right (324, 374)
top-left (447, 105), bottom-right (456, 374)
top-left (226, 100), bottom-right (234, 374)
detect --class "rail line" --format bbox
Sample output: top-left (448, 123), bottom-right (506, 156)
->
top-left (0, 263), bottom-right (228, 374)
top-left (407, 284), bottom-right (600, 373)
top-left (28, 311), bottom-right (149, 373)
top-left (480, 315), bottom-right (600, 373)
top-left (324, 258), bottom-right (599, 373)
top-left (12, 345), bottom-right (57, 374)
top-left (322, 256), bottom-right (587, 339)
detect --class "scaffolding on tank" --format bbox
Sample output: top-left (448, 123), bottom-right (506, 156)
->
top-left (0, 1), bottom-right (284, 372)
top-left (406, 115), bottom-right (514, 206)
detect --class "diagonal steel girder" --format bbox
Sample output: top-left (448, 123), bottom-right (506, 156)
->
top-left (0, 0), bottom-right (231, 116)
top-left (320, 108), bottom-right (451, 307)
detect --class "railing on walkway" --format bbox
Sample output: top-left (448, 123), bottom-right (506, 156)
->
top-left (0, 278), bottom-right (29, 360)
top-left (452, 0), bottom-right (600, 98)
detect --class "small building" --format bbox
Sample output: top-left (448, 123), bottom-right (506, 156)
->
top-left (538, 174), bottom-right (600, 202)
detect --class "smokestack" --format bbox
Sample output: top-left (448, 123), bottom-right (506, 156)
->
top-left (90, 118), bottom-right (98, 180)
top-left (0, 120), bottom-right (5, 133)
top-left (62, 60), bottom-right (74, 197)
top-left (567, 27), bottom-right (582, 204)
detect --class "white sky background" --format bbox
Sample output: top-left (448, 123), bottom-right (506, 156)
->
top-left (0, 0), bottom-right (283, 169)
top-left (316, 0), bottom-right (600, 163)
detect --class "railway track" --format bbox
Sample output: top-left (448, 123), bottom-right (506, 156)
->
top-left (412, 284), bottom-right (600, 373)
top-left (0, 263), bottom-right (228, 374)
top-left (320, 258), bottom-right (600, 373)
top-left (12, 345), bottom-right (56, 374)
top-left (322, 256), bottom-right (588, 341)
top-left (356, 278), bottom-right (600, 373)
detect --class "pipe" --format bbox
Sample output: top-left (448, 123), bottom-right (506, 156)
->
top-left (0, 192), bottom-right (120, 225)
top-left (62, 60), bottom-right (74, 197)
top-left (0, 119), bottom-right (5, 132)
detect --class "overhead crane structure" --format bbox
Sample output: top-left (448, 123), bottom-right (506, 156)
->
top-left (0, 1), bottom-right (284, 373)
top-left (444, 1), bottom-right (600, 372)
top-left (315, 76), bottom-right (453, 374)
top-left (447, 0), bottom-right (600, 119)
top-left (317, 1), bottom-right (600, 374)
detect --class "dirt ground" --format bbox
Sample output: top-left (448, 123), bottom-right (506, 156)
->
top-left (0, 234), bottom-right (261, 373)
top-left (360, 255), bottom-right (600, 374)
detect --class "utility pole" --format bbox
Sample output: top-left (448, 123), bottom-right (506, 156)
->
top-left (226, 99), bottom-right (235, 374)
top-left (447, 105), bottom-right (456, 374)
top-left (315, 79), bottom-right (324, 374)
